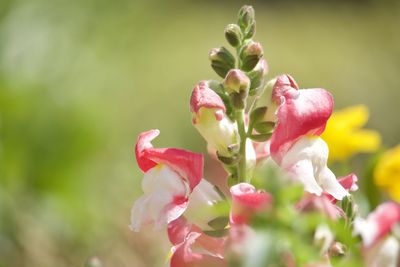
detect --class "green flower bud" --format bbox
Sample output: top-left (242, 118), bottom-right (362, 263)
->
top-left (245, 21), bottom-right (256, 39)
top-left (238, 5), bottom-right (255, 32)
top-left (229, 90), bottom-right (247, 110)
top-left (240, 41), bottom-right (263, 71)
top-left (223, 69), bottom-right (250, 94)
top-left (248, 59), bottom-right (268, 94)
top-left (209, 47), bottom-right (236, 78)
top-left (225, 24), bottom-right (242, 47)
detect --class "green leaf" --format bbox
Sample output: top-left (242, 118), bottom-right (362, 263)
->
top-left (249, 106), bottom-right (268, 124)
top-left (253, 121), bottom-right (275, 134)
top-left (207, 216), bottom-right (229, 230)
top-left (249, 133), bottom-right (272, 142)
top-left (203, 228), bottom-right (229, 237)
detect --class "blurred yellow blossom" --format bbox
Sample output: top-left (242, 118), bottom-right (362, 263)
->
top-left (374, 145), bottom-right (400, 202)
top-left (321, 105), bottom-right (381, 162)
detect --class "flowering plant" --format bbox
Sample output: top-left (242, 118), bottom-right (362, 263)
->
top-left (129, 6), bottom-right (399, 267)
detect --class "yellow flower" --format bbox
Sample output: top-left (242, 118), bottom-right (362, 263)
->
top-left (374, 145), bottom-right (400, 202)
top-left (321, 105), bottom-right (381, 162)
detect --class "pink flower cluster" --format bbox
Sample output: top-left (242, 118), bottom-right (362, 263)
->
top-left (129, 73), bottom-right (400, 266)
top-left (128, 5), bottom-right (399, 264)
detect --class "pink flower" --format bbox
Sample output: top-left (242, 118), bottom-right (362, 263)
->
top-left (324, 173), bottom-right (358, 203)
top-left (130, 129), bottom-right (204, 231)
top-left (354, 202), bottom-right (400, 248)
top-left (190, 82), bottom-right (239, 157)
top-left (168, 217), bottom-right (226, 267)
top-left (230, 183), bottom-right (272, 224)
top-left (354, 202), bottom-right (400, 267)
top-left (296, 193), bottom-right (345, 220)
top-left (269, 75), bottom-right (348, 200)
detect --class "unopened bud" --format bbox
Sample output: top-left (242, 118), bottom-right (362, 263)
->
top-left (240, 41), bottom-right (263, 71)
top-left (225, 24), bottom-right (242, 47)
top-left (209, 47), bottom-right (236, 78)
top-left (223, 69), bottom-right (250, 94)
top-left (238, 5), bottom-right (255, 33)
top-left (230, 90), bottom-right (247, 110)
top-left (245, 21), bottom-right (256, 39)
top-left (248, 59), bottom-right (268, 93)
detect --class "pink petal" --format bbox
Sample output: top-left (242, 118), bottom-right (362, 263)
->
top-left (190, 83), bottom-right (226, 114)
top-left (168, 219), bottom-right (226, 267)
top-left (230, 183), bottom-right (272, 224)
top-left (338, 173), bottom-right (358, 192)
top-left (168, 217), bottom-right (194, 246)
top-left (168, 217), bottom-right (226, 256)
top-left (363, 202), bottom-right (400, 248)
top-left (135, 129), bottom-right (204, 191)
top-left (135, 129), bottom-right (160, 172)
top-left (271, 74), bottom-right (299, 103)
top-left (270, 81), bottom-right (334, 164)
top-left (296, 193), bottom-right (345, 220)
top-left (170, 232), bottom-right (226, 267)
top-left (325, 173), bottom-right (358, 203)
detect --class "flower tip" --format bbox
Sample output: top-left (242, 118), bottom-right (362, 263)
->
top-left (190, 83), bottom-right (226, 114)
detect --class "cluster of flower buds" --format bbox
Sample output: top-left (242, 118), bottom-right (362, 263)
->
top-left (129, 6), bottom-right (400, 267)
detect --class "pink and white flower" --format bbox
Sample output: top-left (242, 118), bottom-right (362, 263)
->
top-left (190, 82), bottom-right (239, 157)
top-left (230, 183), bottom-right (272, 224)
top-left (130, 129), bottom-right (204, 231)
top-left (168, 217), bottom-right (226, 267)
top-left (269, 75), bottom-right (348, 200)
top-left (354, 202), bottom-right (400, 267)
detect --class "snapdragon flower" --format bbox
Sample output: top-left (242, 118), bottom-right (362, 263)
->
top-left (190, 82), bottom-right (239, 157)
top-left (130, 129), bottom-right (204, 231)
top-left (269, 75), bottom-right (348, 200)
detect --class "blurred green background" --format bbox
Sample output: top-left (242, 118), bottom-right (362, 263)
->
top-left (0, 0), bottom-right (399, 266)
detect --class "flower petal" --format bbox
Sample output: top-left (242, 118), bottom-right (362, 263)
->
top-left (355, 202), bottom-right (400, 248)
top-left (270, 78), bottom-right (333, 164)
top-left (135, 129), bottom-right (204, 191)
top-left (230, 183), bottom-right (272, 224)
top-left (190, 83), bottom-right (226, 114)
top-left (281, 136), bottom-right (348, 200)
top-left (130, 165), bottom-right (189, 231)
top-left (168, 218), bottom-right (226, 267)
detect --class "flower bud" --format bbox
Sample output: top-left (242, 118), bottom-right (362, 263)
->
top-left (190, 83), bottom-right (239, 157)
top-left (223, 69), bottom-right (250, 94)
top-left (225, 24), bottom-right (242, 47)
top-left (248, 59), bottom-right (268, 94)
top-left (238, 5), bottom-right (255, 34)
top-left (245, 21), bottom-right (256, 39)
top-left (240, 41), bottom-right (263, 71)
top-left (209, 47), bottom-right (236, 78)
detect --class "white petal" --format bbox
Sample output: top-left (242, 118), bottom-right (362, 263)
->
top-left (185, 179), bottom-right (222, 229)
top-left (130, 165), bottom-right (189, 231)
top-left (365, 237), bottom-right (399, 267)
top-left (288, 159), bottom-right (323, 196)
top-left (246, 138), bottom-right (257, 175)
top-left (281, 136), bottom-right (346, 199)
top-left (354, 217), bottom-right (378, 248)
top-left (194, 108), bottom-right (238, 157)
top-left (319, 167), bottom-right (349, 200)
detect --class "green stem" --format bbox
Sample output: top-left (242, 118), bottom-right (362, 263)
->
top-left (235, 109), bottom-right (247, 182)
